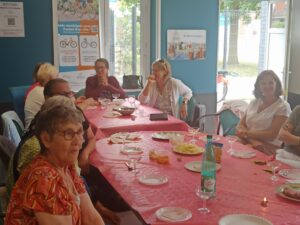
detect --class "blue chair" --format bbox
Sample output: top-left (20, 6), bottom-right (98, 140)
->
top-left (9, 85), bottom-right (30, 123)
top-left (198, 109), bottom-right (240, 136)
top-left (178, 96), bottom-right (196, 125)
top-left (75, 88), bottom-right (86, 98)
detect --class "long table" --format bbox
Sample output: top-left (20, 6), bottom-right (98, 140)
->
top-left (84, 105), bottom-right (189, 139)
top-left (90, 131), bottom-right (300, 225)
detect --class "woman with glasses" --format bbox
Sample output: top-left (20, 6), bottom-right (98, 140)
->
top-left (138, 58), bottom-right (192, 118)
top-left (85, 58), bottom-right (126, 100)
top-left (5, 105), bottom-right (105, 225)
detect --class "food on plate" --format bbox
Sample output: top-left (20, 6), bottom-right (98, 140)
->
top-left (283, 184), bottom-right (300, 200)
top-left (174, 143), bottom-right (203, 154)
top-left (149, 150), bottom-right (170, 164)
top-left (253, 160), bottom-right (267, 165)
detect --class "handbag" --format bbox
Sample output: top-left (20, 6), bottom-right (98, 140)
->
top-left (122, 75), bottom-right (143, 89)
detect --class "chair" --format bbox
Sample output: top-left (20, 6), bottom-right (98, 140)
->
top-left (179, 96), bottom-right (196, 125)
top-left (1, 111), bottom-right (24, 147)
top-left (199, 109), bottom-right (240, 136)
top-left (9, 85), bottom-right (30, 123)
top-left (75, 88), bottom-right (86, 98)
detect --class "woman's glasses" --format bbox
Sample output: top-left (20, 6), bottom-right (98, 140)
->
top-left (56, 129), bottom-right (83, 140)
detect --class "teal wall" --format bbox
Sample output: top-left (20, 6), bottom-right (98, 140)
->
top-left (151, 0), bottom-right (219, 94)
top-left (0, 0), bottom-right (53, 103)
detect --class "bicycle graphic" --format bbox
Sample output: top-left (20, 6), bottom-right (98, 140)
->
top-left (81, 38), bottom-right (97, 48)
top-left (60, 38), bottom-right (78, 48)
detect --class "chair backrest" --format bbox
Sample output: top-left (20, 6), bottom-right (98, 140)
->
top-left (218, 109), bottom-right (240, 136)
top-left (1, 111), bottom-right (24, 147)
top-left (75, 88), bottom-right (86, 98)
top-left (9, 85), bottom-right (30, 123)
top-left (178, 96), bottom-right (196, 125)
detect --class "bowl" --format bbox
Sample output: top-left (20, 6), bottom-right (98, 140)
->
top-left (116, 106), bottom-right (135, 116)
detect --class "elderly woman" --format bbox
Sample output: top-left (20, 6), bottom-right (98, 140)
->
top-left (24, 62), bottom-right (59, 129)
top-left (5, 105), bottom-right (104, 225)
top-left (236, 70), bottom-right (291, 155)
top-left (85, 58), bottom-right (126, 100)
top-left (138, 58), bottom-right (192, 119)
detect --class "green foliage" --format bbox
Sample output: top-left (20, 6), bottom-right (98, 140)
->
top-left (120, 0), bottom-right (140, 9)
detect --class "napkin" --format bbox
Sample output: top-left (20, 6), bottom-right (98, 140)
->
top-left (230, 150), bottom-right (256, 158)
top-left (276, 149), bottom-right (300, 169)
top-left (109, 132), bottom-right (141, 144)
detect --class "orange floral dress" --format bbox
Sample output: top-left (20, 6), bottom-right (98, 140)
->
top-left (5, 155), bottom-right (86, 225)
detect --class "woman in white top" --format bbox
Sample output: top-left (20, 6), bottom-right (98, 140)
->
top-left (236, 70), bottom-right (291, 155)
top-left (138, 58), bottom-right (192, 119)
top-left (24, 63), bottom-right (58, 129)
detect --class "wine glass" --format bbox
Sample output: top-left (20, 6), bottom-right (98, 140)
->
top-left (112, 93), bottom-right (120, 100)
top-left (267, 161), bottom-right (281, 181)
top-left (127, 151), bottom-right (142, 174)
top-left (226, 135), bottom-right (238, 153)
top-left (128, 95), bottom-right (136, 107)
top-left (195, 186), bottom-right (212, 214)
top-left (188, 127), bottom-right (200, 143)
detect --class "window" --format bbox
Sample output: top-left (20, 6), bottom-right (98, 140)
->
top-left (100, 0), bottom-right (150, 84)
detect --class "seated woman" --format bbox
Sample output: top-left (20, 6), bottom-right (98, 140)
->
top-left (24, 62), bottom-right (58, 129)
top-left (138, 58), bottom-right (192, 119)
top-left (85, 58), bottom-right (126, 100)
top-left (278, 105), bottom-right (300, 157)
top-left (236, 70), bottom-right (291, 155)
top-left (5, 105), bottom-right (104, 225)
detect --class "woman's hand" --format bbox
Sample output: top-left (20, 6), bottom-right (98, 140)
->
top-left (147, 75), bottom-right (156, 84)
top-left (99, 76), bottom-right (108, 86)
top-left (180, 103), bottom-right (188, 119)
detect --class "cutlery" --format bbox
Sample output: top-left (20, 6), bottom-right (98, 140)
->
top-left (124, 162), bottom-right (133, 171)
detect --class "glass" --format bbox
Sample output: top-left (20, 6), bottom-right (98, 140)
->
top-left (188, 127), bottom-right (200, 143)
top-left (112, 93), bottom-right (120, 99)
top-left (267, 161), bottom-right (281, 181)
top-left (56, 129), bottom-right (83, 141)
top-left (195, 186), bottom-right (212, 214)
top-left (98, 98), bottom-right (111, 109)
top-left (127, 152), bottom-right (142, 174)
top-left (226, 135), bottom-right (238, 153)
top-left (128, 95), bottom-right (136, 107)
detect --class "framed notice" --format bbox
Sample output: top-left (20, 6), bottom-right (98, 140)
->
top-left (167, 29), bottom-right (206, 60)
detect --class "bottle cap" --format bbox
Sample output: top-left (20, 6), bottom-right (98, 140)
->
top-left (207, 134), bottom-right (212, 139)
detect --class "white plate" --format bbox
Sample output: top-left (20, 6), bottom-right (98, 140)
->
top-left (155, 207), bottom-right (192, 222)
top-left (230, 150), bottom-right (256, 159)
top-left (279, 169), bottom-right (300, 180)
top-left (276, 184), bottom-right (300, 203)
top-left (120, 146), bottom-right (143, 155)
top-left (219, 214), bottom-right (273, 225)
top-left (138, 174), bottom-right (168, 186)
top-left (152, 132), bottom-right (181, 140)
top-left (185, 161), bottom-right (222, 173)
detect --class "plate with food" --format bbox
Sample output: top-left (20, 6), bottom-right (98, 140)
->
top-left (155, 207), bottom-right (192, 222)
top-left (219, 214), bottom-right (273, 225)
top-left (151, 132), bottom-right (181, 141)
top-left (120, 146), bottom-right (143, 155)
top-left (279, 169), bottom-right (300, 180)
top-left (138, 174), bottom-right (168, 186)
top-left (276, 183), bottom-right (300, 203)
top-left (173, 143), bottom-right (204, 155)
top-left (185, 161), bottom-right (222, 173)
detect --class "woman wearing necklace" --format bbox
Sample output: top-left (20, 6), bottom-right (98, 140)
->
top-left (5, 105), bottom-right (104, 225)
top-left (236, 70), bottom-right (291, 155)
top-left (138, 58), bottom-right (192, 119)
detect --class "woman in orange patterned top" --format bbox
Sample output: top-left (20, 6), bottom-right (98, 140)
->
top-left (5, 105), bottom-right (104, 225)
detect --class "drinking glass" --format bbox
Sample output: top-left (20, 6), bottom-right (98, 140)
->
top-left (188, 127), bottom-right (200, 143)
top-left (112, 93), bottom-right (120, 100)
top-left (226, 135), bottom-right (238, 153)
top-left (195, 186), bottom-right (212, 214)
top-left (127, 152), bottom-right (142, 174)
top-left (128, 95), bottom-right (136, 107)
top-left (267, 161), bottom-right (281, 181)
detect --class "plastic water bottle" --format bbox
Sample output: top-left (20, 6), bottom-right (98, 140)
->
top-left (201, 134), bottom-right (216, 198)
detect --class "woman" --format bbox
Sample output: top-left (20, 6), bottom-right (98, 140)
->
top-left (85, 58), bottom-right (126, 100)
top-left (138, 58), bottom-right (192, 119)
top-left (236, 70), bottom-right (291, 155)
top-left (5, 105), bottom-right (104, 225)
top-left (278, 105), bottom-right (300, 157)
top-left (24, 62), bottom-right (59, 129)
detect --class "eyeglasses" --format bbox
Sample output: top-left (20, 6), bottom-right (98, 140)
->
top-left (56, 129), bottom-right (83, 141)
top-left (57, 91), bottom-right (75, 98)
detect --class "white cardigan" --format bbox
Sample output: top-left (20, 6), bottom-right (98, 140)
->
top-left (138, 77), bottom-right (192, 118)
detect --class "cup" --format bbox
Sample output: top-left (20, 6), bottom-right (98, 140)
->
top-left (169, 133), bottom-right (184, 146)
top-left (213, 142), bottom-right (223, 163)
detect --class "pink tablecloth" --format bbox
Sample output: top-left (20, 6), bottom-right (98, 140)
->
top-left (84, 105), bottom-right (189, 139)
top-left (90, 131), bottom-right (300, 225)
